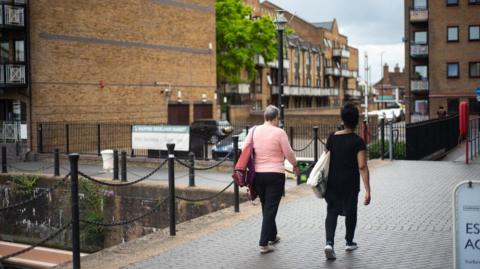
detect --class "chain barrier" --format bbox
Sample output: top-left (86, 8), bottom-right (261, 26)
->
top-left (175, 181), bottom-right (234, 202)
top-left (0, 173), bottom-right (70, 213)
top-left (7, 163), bottom-right (55, 173)
top-left (78, 160), bottom-right (167, 187)
top-left (0, 222), bottom-right (71, 264)
top-left (80, 197), bottom-right (169, 227)
top-left (175, 151), bottom-right (233, 171)
top-left (292, 138), bottom-right (314, 152)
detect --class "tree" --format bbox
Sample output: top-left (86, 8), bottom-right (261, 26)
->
top-left (216, 0), bottom-right (277, 85)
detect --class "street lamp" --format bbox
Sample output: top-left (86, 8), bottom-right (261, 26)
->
top-left (380, 51), bottom-right (385, 110)
top-left (274, 10), bottom-right (288, 129)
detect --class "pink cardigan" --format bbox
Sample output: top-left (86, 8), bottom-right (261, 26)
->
top-left (243, 123), bottom-right (297, 174)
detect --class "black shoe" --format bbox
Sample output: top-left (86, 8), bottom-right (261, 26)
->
top-left (345, 241), bottom-right (358, 251)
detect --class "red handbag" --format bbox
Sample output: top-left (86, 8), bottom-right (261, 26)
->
top-left (232, 126), bottom-right (257, 200)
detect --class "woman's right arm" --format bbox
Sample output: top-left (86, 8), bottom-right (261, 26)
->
top-left (357, 150), bottom-right (371, 205)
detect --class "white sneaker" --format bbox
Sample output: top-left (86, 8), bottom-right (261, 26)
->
top-left (259, 245), bottom-right (275, 254)
top-left (324, 245), bottom-right (336, 260)
top-left (345, 242), bottom-right (358, 251)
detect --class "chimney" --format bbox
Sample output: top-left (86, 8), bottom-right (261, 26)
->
top-left (383, 63), bottom-right (390, 85)
top-left (394, 63), bottom-right (400, 73)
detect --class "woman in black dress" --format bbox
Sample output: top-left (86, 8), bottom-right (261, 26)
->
top-left (324, 103), bottom-right (371, 260)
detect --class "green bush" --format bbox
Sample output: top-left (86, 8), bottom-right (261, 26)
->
top-left (79, 179), bottom-right (105, 251)
top-left (368, 141), bottom-right (406, 160)
top-left (13, 175), bottom-right (39, 194)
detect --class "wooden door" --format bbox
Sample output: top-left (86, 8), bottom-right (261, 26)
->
top-left (168, 104), bottom-right (189, 125)
top-left (193, 103), bottom-right (213, 121)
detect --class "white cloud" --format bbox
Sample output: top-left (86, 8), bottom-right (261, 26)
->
top-left (356, 43), bottom-right (405, 84)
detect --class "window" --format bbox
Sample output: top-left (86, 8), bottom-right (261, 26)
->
top-left (414, 31), bottom-right (428, 44)
top-left (14, 40), bottom-right (24, 62)
top-left (0, 42), bottom-right (9, 63)
top-left (469, 0), bottom-right (480, 5)
top-left (414, 0), bottom-right (427, 9)
top-left (447, 0), bottom-right (458, 5)
top-left (447, 26), bottom-right (459, 42)
top-left (469, 26), bottom-right (480, 41)
top-left (414, 65), bottom-right (428, 79)
top-left (447, 63), bottom-right (459, 78)
top-left (470, 62), bottom-right (480, 78)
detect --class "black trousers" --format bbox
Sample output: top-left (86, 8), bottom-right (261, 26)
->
top-left (325, 191), bottom-right (358, 246)
top-left (254, 172), bottom-right (285, 246)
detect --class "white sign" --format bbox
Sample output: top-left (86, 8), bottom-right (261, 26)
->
top-left (454, 181), bottom-right (480, 269)
top-left (132, 125), bottom-right (190, 152)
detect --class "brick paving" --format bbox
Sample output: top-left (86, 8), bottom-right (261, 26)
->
top-left (124, 161), bottom-right (480, 269)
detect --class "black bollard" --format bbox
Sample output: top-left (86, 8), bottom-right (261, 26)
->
top-left (96, 124), bottom-right (101, 156)
top-left (313, 126), bottom-right (319, 163)
top-left (188, 152), bottom-right (195, 187)
top-left (2, 146), bottom-right (6, 173)
top-left (167, 143), bottom-right (176, 236)
top-left (233, 136), bottom-right (240, 213)
top-left (54, 149), bottom-right (60, 176)
top-left (121, 151), bottom-right (127, 182)
top-left (113, 150), bottom-right (119, 180)
top-left (69, 153), bottom-right (81, 269)
top-left (37, 124), bottom-right (43, 154)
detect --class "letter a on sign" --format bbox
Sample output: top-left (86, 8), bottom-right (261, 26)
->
top-left (454, 181), bottom-right (480, 269)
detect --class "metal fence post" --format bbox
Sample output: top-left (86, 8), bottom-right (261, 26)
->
top-left (245, 125), bottom-right (250, 135)
top-left (54, 149), bottom-right (60, 176)
top-left (313, 126), bottom-right (319, 163)
top-left (37, 124), bottom-right (43, 154)
top-left (97, 124), bottom-right (101, 156)
top-left (289, 126), bottom-right (294, 149)
top-left (167, 143), bottom-right (176, 236)
top-left (188, 152), bottom-right (195, 187)
top-left (233, 136), bottom-right (240, 213)
top-left (389, 122), bottom-right (393, 160)
top-left (380, 118), bottom-right (385, 160)
top-left (121, 151), bottom-right (127, 182)
top-left (69, 153), bottom-right (81, 269)
top-left (2, 146), bottom-right (6, 173)
top-left (65, 124), bottom-right (70, 154)
top-left (113, 150), bottom-right (119, 180)
top-left (203, 140), bottom-right (208, 160)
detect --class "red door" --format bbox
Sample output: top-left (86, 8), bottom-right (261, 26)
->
top-left (168, 104), bottom-right (189, 125)
top-left (193, 103), bottom-right (213, 121)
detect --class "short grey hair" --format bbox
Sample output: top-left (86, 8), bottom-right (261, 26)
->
top-left (264, 105), bottom-right (280, 121)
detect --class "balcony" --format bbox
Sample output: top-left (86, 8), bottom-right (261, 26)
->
top-left (325, 67), bottom-right (341, 76)
top-left (255, 55), bottom-right (289, 69)
top-left (350, 71), bottom-right (358, 78)
top-left (0, 4), bottom-right (25, 28)
top-left (410, 44), bottom-right (428, 58)
top-left (411, 80), bottom-right (428, 92)
top-left (333, 49), bottom-right (350, 58)
top-left (346, 89), bottom-right (362, 97)
top-left (341, 69), bottom-right (351, 78)
top-left (410, 9), bottom-right (428, 23)
top-left (273, 86), bottom-right (339, 97)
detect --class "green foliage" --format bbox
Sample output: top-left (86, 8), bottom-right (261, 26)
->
top-left (13, 175), bottom-right (39, 194)
top-left (368, 141), bottom-right (406, 160)
top-left (79, 179), bottom-right (105, 251)
top-left (216, 0), bottom-right (277, 84)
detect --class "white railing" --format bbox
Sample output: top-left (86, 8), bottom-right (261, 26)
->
top-left (255, 55), bottom-right (290, 69)
top-left (410, 9), bottom-right (428, 22)
top-left (350, 71), bottom-right (358, 78)
top-left (6, 64), bottom-right (26, 84)
top-left (347, 89), bottom-right (362, 97)
top-left (333, 49), bottom-right (350, 58)
top-left (325, 67), bottom-right (341, 76)
top-left (341, 69), bottom-right (351, 77)
top-left (411, 44), bottom-right (428, 57)
top-left (281, 86), bottom-right (340, 97)
top-left (411, 80), bottom-right (429, 91)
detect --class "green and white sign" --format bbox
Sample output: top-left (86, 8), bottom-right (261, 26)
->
top-left (132, 125), bottom-right (190, 151)
top-left (454, 181), bottom-right (480, 269)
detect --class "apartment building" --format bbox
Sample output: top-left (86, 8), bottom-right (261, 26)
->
top-left (229, 0), bottom-right (359, 123)
top-left (405, 0), bottom-right (480, 123)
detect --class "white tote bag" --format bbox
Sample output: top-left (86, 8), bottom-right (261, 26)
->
top-left (306, 151), bottom-right (330, 198)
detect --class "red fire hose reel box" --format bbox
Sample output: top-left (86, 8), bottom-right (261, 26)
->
top-left (459, 101), bottom-right (469, 139)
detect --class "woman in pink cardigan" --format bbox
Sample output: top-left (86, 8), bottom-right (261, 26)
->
top-left (243, 105), bottom-right (298, 254)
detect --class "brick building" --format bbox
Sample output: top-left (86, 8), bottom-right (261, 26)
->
top-left (229, 0), bottom-right (360, 124)
top-left (404, 0), bottom-right (480, 123)
top-left (0, 0), bottom-right (217, 150)
top-left (373, 63), bottom-right (406, 108)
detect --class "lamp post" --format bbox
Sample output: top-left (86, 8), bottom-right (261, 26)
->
top-left (274, 10), bottom-right (288, 129)
top-left (380, 51), bottom-right (385, 110)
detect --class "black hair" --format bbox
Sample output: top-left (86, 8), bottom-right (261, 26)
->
top-left (341, 102), bottom-right (359, 129)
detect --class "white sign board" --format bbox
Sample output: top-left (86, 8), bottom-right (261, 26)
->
top-left (132, 125), bottom-right (190, 152)
top-left (454, 181), bottom-right (480, 269)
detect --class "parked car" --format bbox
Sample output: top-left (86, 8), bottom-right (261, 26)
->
top-left (211, 129), bottom-right (247, 160)
top-left (190, 119), bottom-right (234, 144)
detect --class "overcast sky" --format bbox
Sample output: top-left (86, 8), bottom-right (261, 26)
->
top-left (267, 0), bottom-right (405, 84)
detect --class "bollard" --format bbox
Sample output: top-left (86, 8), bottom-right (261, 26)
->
top-left (1, 146), bottom-right (6, 173)
top-left (37, 124), bottom-right (44, 154)
top-left (69, 153), bottom-right (81, 269)
top-left (65, 124), bottom-right (70, 154)
top-left (54, 149), bottom-right (60, 176)
top-left (167, 143), bottom-right (176, 236)
top-left (289, 126), bottom-right (294, 149)
top-left (96, 124), bottom-right (101, 156)
top-left (313, 126), bottom-right (319, 163)
top-left (113, 150), bottom-right (119, 180)
top-left (121, 151), bottom-right (127, 182)
top-left (188, 152), bottom-right (195, 187)
top-left (233, 136), bottom-right (240, 213)
top-left (380, 118), bottom-right (385, 160)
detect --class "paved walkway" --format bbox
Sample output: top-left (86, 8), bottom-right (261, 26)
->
top-left (119, 160), bottom-right (479, 269)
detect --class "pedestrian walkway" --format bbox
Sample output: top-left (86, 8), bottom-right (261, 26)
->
top-left (66, 160), bottom-right (479, 269)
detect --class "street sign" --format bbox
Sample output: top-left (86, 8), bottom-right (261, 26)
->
top-left (132, 125), bottom-right (190, 151)
top-left (453, 181), bottom-right (480, 269)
